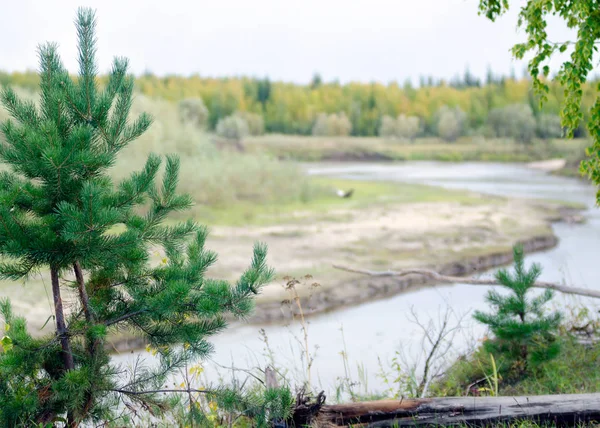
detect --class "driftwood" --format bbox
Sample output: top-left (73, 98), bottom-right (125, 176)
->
top-left (291, 388), bottom-right (326, 427)
top-left (304, 393), bottom-right (600, 427)
top-left (332, 265), bottom-right (600, 300)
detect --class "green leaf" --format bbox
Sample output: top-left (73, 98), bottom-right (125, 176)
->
top-left (1, 335), bottom-right (13, 352)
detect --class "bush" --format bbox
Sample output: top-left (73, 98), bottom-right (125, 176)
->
top-left (216, 114), bottom-right (250, 140)
top-left (178, 97), bottom-right (209, 129)
top-left (435, 105), bottom-right (466, 142)
top-left (397, 114), bottom-right (420, 140)
top-left (487, 104), bottom-right (536, 143)
top-left (378, 115), bottom-right (397, 138)
top-left (236, 111), bottom-right (265, 136)
top-left (312, 112), bottom-right (352, 136)
top-left (127, 94), bottom-right (214, 157)
top-left (537, 114), bottom-right (563, 139)
top-left (379, 114), bottom-right (420, 140)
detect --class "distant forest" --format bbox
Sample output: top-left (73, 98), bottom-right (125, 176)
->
top-left (1, 69), bottom-right (597, 140)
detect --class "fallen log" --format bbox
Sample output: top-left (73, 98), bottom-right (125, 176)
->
top-left (309, 393), bottom-right (600, 427)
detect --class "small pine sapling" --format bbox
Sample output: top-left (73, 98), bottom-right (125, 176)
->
top-left (473, 245), bottom-right (562, 375)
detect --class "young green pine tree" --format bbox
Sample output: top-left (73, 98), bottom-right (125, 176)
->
top-left (0, 8), bottom-right (273, 426)
top-left (473, 245), bottom-right (561, 375)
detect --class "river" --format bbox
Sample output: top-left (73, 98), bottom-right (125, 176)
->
top-left (112, 162), bottom-right (600, 396)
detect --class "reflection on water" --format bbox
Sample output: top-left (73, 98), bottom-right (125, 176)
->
top-left (112, 162), bottom-right (600, 394)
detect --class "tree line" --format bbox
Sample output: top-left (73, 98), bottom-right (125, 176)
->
top-left (1, 70), bottom-right (597, 141)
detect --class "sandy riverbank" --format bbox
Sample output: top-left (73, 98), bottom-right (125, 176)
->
top-left (527, 158), bottom-right (567, 172)
top-left (209, 197), bottom-right (578, 319)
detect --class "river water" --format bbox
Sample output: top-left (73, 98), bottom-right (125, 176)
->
top-left (112, 162), bottom-right (600, 395)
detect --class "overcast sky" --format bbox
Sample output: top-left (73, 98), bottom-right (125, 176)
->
top-left (0, 0), bottom-right (592, 84)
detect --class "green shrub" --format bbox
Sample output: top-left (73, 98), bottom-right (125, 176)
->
top-left (236, 111), bottom-right (265, 136)
top-left (128, 93), bottom-right (214, 156)
top-left (487, 104), bottom-right (536, 143)
top-left (378, 114), bottom-right (420, 140)
top-left (178, 97), bottom-right (209, 129)
top-left (536, 114), bottom-right (563, 139)
top-left (216, 114), bottom-right (250, 140)
top-left (431, 308), bottom-right (600, 398)
top-left (397, 114), bottom-right (420, 140)
top-left (312, 112), bottom-right (352, 136)
top-left (378, 115), bottom-right (397, 138)
top-left (435, 106), bottom-right (466, 142)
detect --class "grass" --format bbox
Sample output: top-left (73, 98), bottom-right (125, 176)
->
top-left (430, 333), bottom-right (600, 398)
top-left (188, 177), bottom-right (484, 227)
top-left (244, 134), bottom-right (591, 164)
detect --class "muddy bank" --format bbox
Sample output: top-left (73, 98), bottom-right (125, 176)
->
top-left (247, 234), bottom-right (559, 324)
top-left (245, 135), bottom-right (586, 164)
top-left (303, 150), bottom-right (398, 162)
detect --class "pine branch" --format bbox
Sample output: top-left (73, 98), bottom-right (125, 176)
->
top-left (104, 309), bottom-right (148, 327)
top-left (332, 264), bottom-right (600, 299)
top-left (75, 7), bottom-right (98, 119)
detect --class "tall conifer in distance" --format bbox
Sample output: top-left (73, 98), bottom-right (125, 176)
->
top-left (0, 8), bottom-right (273, 426)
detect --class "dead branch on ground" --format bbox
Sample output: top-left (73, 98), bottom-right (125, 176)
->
top-left (332, 265), bottom-right (600, 299)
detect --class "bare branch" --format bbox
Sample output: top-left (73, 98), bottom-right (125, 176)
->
top-left (407, 306), bottom-right (467, 398)
top-left (332, 265), bottom-right (600, 299)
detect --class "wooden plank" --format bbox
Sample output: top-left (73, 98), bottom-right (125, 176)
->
top-left (313, 393), bottom-right (600, 427)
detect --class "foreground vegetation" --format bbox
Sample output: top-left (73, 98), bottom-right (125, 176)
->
top-left (132, 249), bottom-right (600, 427)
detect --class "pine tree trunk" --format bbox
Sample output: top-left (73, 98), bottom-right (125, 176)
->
top-left (73, 261), bottom-right (92, 323)
top-left (73, 261), bottom-right (98, 421)
top-left (50, 266), bottom-right (74, 370)
top-left (51, 266), bottom-right (77, 426)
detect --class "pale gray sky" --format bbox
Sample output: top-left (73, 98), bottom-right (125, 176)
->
top-left (0, 0), bottom-right (589, 84)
